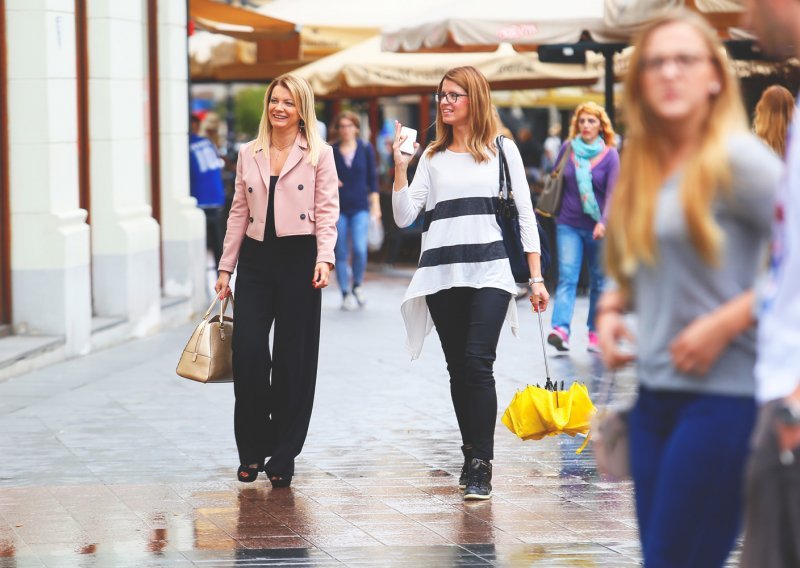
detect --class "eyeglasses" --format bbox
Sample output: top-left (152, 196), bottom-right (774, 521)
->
top-left (639, 53), bottom-right (712, 74)
top-left (435, 91), bottom-right (469, 104)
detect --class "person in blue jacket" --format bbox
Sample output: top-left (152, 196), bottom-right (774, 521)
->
top-left (189, 114), bottom-right (226, 267)
top-left (331, 111), bottom-right (381, 310)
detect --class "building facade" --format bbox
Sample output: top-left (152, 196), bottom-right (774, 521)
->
top-left (1, 0), bottom-right (207, 357)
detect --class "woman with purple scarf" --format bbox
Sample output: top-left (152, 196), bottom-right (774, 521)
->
top-left (547, 102), bottom-right (620, 353)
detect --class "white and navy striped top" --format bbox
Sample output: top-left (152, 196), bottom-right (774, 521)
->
top-left (393, 138), bottom-right (541, 359)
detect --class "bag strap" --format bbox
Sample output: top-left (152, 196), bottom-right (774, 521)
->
top-left (552, 141), bottom-right (572, 176)
top-left (496, 135), bottom-right (514, 200)
top-left (599, 371), bottom-right (618, 409)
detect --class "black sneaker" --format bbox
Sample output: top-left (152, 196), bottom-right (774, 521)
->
top-left (458, 444), bottom-right (473, 490)
top-left (463, 458), bottom-right (492, 500)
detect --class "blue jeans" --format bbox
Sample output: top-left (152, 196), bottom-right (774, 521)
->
top-left (335, 210), bottom-right (370, 295)
top-left (630, 387), bottom-right (757, 568)
top-left (551, 223), bottom-right (604, 334)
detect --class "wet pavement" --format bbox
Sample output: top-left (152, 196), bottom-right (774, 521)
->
top-left (0, 269), bottom-right (665, 566)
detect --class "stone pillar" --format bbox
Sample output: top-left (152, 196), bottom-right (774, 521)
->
top-left (156, 0), bottom-right (206, 312)
top-left (6, 2), bottom-right (91, 355)
top-left (87, 0), bottom-right (161, 337)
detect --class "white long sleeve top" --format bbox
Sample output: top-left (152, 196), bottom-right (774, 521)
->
top-left (392, 139), bottom-right (541, 359)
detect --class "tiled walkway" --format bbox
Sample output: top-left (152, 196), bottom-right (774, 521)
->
top-left (0, 271), bottom-right (647, 567)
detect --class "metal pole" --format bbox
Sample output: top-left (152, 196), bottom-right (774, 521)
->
top-left (604, 49), bottom-right (615, 126)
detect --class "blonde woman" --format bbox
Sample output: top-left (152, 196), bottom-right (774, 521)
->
top-left (597, 11), bottom-right (782, 567)
top-left (753, 84), bottom-right (795, 156)
top-left (215, 74), bottom-right (339, 488)
top-left (547, 102), bottom-right (620, 353)
top-left (392, 66), bottom-right (548, 500)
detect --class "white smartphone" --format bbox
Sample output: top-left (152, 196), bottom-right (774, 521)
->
top-left (399, 126), bottom-right (417, 155)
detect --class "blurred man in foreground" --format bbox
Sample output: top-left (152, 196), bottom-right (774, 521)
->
top-left (741, 0), bottom-right (800, 565)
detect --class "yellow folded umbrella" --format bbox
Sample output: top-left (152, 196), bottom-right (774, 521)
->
top-left (501, 306), bottom-right (597, 453)
top-left (502, 381), bottom-right (596, 441)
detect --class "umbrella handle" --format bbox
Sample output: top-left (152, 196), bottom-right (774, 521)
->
top-left (535, 306), bottom-right (552, 384)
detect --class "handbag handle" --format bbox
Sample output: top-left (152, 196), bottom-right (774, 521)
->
top-left (202, 293), bottom-right (235, 321)
top-left (550, 141), bottom-right (572, 178)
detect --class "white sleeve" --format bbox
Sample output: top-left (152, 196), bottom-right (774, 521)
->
top-left (503, 139), bottom-right (541, 254)
top-left (392, 155), bottom-right (431, 228)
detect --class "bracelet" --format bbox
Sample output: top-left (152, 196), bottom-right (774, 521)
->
top-left (528, 277), bottom-right (544, 285)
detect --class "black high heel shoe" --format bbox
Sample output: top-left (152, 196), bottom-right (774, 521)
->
top-left (237, 463), bottom-right (262, 483)
top-left (267, 474), bottom-right (292, 488)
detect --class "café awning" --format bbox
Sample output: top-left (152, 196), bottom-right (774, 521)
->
top-left (293, 37), bottom-right (605, 98)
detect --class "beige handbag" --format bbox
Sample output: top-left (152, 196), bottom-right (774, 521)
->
top-left (176, 295), bottom-right (234, 383)
top-left (591, 372), bottom-right (631, 481)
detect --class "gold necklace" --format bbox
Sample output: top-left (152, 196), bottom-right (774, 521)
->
top-left (270, 140), bottom-right (293, 152)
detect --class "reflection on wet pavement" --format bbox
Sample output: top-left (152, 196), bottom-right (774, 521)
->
top-left (0, 274), bottom-right (732, 566)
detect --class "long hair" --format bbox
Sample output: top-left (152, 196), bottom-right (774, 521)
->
top-left (605, 9), bottom-right (748, 298)
top-left (753, 85), bottom-right (795, 156)
top-left (332, 110), bottom-right (361, 143)
top-left (426, 66), bottom-right (497, 163)
top-left (253, 74), bottom-right (324, 166)
top-left (568, 101), bottom-right (617, 146)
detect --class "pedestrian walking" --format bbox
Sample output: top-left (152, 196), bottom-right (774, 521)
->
top-left (392, 66), bottom-right (549, 500)
top-left (740, 1), bottom-right (800, 566)
top-left (547, 102), bottom-right (620, 353)
top-left (190, 114), bottom-right (226, 268)
top-left (753, 84), bottom-right (795, 156)
top-left (541, 123), bottom-right (562, 175)
top-left (215, 74), bottom-right (339, 488)
top-left (596, 10), bottom-right (782, 568)
top-left (331, 111), bottom-right (381, 310)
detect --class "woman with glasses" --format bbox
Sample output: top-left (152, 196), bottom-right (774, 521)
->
top-left (392, 66), bottom-right (549, 500)
top-left (546, 101), bottom-right (620, 354)
top-left (597, 11), bottom-right (781, 567)
top-left (331, 111), bottom-right (381, 310)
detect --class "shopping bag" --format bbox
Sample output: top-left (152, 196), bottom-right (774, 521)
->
top-left (367, 215), bottom-right (384, 252)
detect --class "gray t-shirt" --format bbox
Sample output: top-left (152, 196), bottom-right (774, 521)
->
top-left (633, 133), bottom-right (781, 397)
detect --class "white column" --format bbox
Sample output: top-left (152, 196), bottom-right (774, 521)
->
top-left (6, 1), bottom-right (91, 355)
top-left (157, 0), bottom-right (206, 312)
top-left (87, 0), bottom-right (161, 336)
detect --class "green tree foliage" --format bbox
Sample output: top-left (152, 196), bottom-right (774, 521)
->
top-left (233, 88), bottom-right (264, 138)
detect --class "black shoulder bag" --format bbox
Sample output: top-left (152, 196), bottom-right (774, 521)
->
top-left (495, 136), bottom-right (551, 283)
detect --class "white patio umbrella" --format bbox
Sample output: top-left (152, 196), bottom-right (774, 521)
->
top-left (293, 36), bottom-right (606, 98)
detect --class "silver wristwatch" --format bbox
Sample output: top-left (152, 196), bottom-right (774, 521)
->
top-left (529, 277), bottom-right (545, 285)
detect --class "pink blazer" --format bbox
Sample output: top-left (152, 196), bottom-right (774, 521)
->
top-left (218, 133), bottom-right (340, 274)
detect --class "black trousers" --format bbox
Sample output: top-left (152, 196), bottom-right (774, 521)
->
top-left (426, 287), bottom-right (511, 461)
top-left (741, 399), bottom-right (800, 568)
top-left (202, 207), bottom-right (224, 267)
top-left (232, 235), bottom-right (321, 478)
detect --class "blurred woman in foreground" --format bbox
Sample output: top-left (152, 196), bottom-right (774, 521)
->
top-left (597, 10), bottom-right (781, 567)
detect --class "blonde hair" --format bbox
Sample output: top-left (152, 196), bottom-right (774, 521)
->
top-left (568, 101), bottom-right (617, 146)
top-left (426, 66), bottom-right (497, 163)
top-left (605, 10), bottom-right (748, 298)
top-left (254, 74), bottom-right (324, 166)
top-left (492, 105), bottom-right (514, 140)
top-left (754, 85), bottom-right (795, 156)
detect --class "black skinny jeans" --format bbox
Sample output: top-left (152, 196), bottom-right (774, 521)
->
top-left (232, 234), bottom-right (320, 478)
top-left (426, 287), bottom-right (511, 461)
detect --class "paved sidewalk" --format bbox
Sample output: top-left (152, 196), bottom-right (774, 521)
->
top-left (0, 270), bottom-right (647, 567)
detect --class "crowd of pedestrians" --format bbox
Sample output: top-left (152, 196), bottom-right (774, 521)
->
top-left (205, 3), bottom-right (800, 566)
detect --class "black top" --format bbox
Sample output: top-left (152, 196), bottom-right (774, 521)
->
top-left (267, 175), bottom-right (278, 239)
